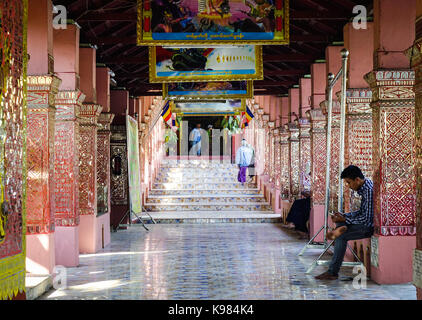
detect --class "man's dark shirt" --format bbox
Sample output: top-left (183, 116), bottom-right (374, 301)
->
top-left (343, 178), bottom-right (374, 227)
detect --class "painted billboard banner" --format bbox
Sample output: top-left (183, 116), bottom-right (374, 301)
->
top-left (163, 80), bottom-right (253, 100)
top-left (149, 45), bottom-right (263, 82)
top-left (126, 115), bottom-right (143, 215)
top-left (173, 99), bottom-right (245, 115)
top-left (137, 0), bottom-right (289, 45)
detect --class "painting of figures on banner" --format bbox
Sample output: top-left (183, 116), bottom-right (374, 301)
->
top-left (163, 81), bottom-right (252, 99)
top-left (137, 0), bottom-right (289, 45)
top-left (174, 99), bottom-right (245, 115)
top-left (149, 46), bottom-right (263, 82)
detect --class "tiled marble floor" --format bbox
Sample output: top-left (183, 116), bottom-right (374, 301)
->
top-left (40, 224), bottom-right (416, 300)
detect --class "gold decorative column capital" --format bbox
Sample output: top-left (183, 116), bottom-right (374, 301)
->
top-left (98, 113), bottom-right (115, 131)
top-left (79, 104), bottom-right (103, 125)
top-left (364, 70), bottom-right (415, 102)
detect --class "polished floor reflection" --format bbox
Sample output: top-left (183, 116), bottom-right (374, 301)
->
top-left (40, 224), bottom-right (416, 300)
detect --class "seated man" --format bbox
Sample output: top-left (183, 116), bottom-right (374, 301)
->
top-left (286, 191), bottom-right (311, 239)
top-left (315, 165), bottom-right (374, 280)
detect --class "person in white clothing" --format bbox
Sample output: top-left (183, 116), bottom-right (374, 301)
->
top-left (235, 139), bottom-right (254, 185)
top-left (189, 123), bottom-right (203, 156)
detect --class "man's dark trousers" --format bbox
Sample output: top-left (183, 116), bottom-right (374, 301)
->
top-left (328, 222), bottom-right (374, 275)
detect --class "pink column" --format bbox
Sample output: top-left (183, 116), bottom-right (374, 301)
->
top-left (308, 59), bottom-right (329, 241)
top-left (288, 88), bottom-right (299, 122)
top-left (26, 76), bottom-right (61, 274)
top-left (96, 66), bottom-right (114, 247)
top-left (279, 128), bottom-right (290, 221)
top-left (78, 104), bottom-right (103, 253)
top-left (288, 88), bottom-right (300, 200)
top-left (326, 46), bottom-right (343, 100)
top-left (364, 0), bottom-right (416, 284)
top-left (311, 62), bottom-right (327, 109)
top-left (280, 96), bottom-right (289, 125)
top-left (299, 78), bottom-right (312, 195)
top-left (26, 0), bottom-right (59, 275)
top-left (78, 46), bottom-right (106, 253)
top-left (408, 0), bottom-right (422, 300)
top-left (322, 46), bottom-right (343, 213)
top-left (299, 78), bottom-right (312, 117)
top-left (338, 22), bottom-right (375, 267)
top-left (110, 89), bottom-right (130, 229)
top-left (97, 113), bottom-right (114, 246)
top-left (53, 22), bottom-right (84, 267)
top-left (308, 109), bottom-right (327, 242)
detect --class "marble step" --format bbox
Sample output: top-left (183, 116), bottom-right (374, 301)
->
top-left (148, 188), bottom-right (262, 196)
top-left (144, 202), bottom-right (272, 212)
top-left (155, 176), bottom-right (243, 183)
top-left (158, 168), bottom-right (240, 175)
top-left (133, 211), bottom-right (280, 224)
top-left (146, 195), bottom-right (267, 204)
top-left (160, 164), bottom-right (238, 169)
top-left (152, 182), bottom-right (256, 190)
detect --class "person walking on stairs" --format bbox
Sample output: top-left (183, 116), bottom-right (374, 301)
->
top-left (235, 139), bottom-right (254, 186)
top-left (189, 123), bottom-right (203, 156)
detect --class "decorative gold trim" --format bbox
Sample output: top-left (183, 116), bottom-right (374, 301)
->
top-left (137, 0), bottom-right (290, 46)
top-left (0, 0), bottom-right (28, 300)
top-left (162, 81), bottom-right (253, 100)
top-left (149, 46), bottom-right (263, 83)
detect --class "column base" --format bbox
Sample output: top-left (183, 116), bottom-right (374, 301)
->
top-left (370, 235), bottom-right (416, 284)
top-left (280, 199), bottom-right (291, 224)
top-left (55, 226), bottom-right (79, 267)
top-left (270, 188), bottom-right (281, 214)
top-left (309, 204), bottom-right (325, 243)
top-left (26, 233), bottom-right (55, 275)
top-left (79, 213), bottom-right (111, 254)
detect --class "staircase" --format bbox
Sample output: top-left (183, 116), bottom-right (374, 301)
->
top-left (143, 159), bottom-right (282, 223)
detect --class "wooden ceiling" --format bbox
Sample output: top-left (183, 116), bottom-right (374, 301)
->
top-left (53, 0), bottom-right (373, 97)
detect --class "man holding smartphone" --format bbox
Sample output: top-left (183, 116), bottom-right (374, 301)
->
top-left (315, 165), bottom-right (374, 280)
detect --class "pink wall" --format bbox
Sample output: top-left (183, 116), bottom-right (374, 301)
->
top-left (27, 0), bottom-right (53, 75)
top-left (79, 47), bottom-right (97, 103)
top-left (288, 88), bottom-right (299, 122)
top-left (374, 0), bottom-right (416, 69)
top-left (53, 24), bottom-right (80, 91)
top-left (344, 22), bottom-right (374, 88)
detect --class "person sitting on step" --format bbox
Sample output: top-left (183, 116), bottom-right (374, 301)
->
top-left (285, 191), bottom-right (311, 239)
top-left (315, 165), bottom-right (374, 280)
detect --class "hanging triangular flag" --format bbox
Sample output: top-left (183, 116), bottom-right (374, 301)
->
top-left (161, 100), bottom-right (173, 127)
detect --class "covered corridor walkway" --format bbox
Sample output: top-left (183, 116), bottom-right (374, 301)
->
top-left (40, 224), bottom-right (416, 300)
top-left (1, 0), bottom-right (422, 301)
